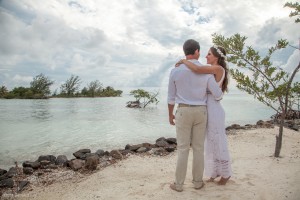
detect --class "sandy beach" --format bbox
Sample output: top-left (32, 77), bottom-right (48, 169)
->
top-left (6, 127), bottom-right (300, 200)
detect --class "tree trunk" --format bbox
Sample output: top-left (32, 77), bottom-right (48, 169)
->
top-left (274, 116), bottom-right (284, 157)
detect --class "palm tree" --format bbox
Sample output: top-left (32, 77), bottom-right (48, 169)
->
top-left (0, 85), bottom-right (8, 98)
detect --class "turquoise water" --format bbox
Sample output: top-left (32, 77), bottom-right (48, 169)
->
top-left (0, 87), bottom-right (274, 169)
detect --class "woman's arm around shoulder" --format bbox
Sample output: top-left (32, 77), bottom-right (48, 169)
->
top-left (176, 59), bottom-right (220, 75)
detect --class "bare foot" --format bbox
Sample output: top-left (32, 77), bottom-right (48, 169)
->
top-left (206, 175), bottom-right (220, 182)
top-left (206, 177), bottom-right (215, 182)
top-left (218, 176), bottom-right (231, 185)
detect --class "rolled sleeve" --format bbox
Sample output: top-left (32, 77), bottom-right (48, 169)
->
top-left (207, 76), bottom-right (223, 100)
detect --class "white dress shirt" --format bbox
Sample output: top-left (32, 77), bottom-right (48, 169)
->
top-left (168, 59), bottom-right (223, 105)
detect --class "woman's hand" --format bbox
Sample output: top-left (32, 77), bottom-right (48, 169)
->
top-left (175, 59), bottom-right (186, 67)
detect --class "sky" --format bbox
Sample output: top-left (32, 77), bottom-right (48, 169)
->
top-left (0, 0), bottom-right (299, 92)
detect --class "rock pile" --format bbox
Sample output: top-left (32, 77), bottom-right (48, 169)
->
top-left (226, 120), bottom-right (275, 133)
top-left (0, 136), bottom-right (177, 197)
top-left (271, 109), bottom-right (300, 131)
top-left (2, 117), bottom-right (298, 197)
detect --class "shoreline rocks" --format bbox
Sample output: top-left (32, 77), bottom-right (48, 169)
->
top-left (226, 120), bottom-right (275, 133)
top-left (225, 118), bottom-right (299, 134)
top-left (271, 109), bottom-right (300, 131)
top-left (1, 118), bottom-right (299, 197)
top-left (0, 136), bottom-right (177, 197)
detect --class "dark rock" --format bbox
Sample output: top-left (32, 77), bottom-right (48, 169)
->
top-left (142, 143), bottom-right (154, 149)
top-left (37, 172), bottom-right (43, 176)
top-left (285, 120), bottom-right (294, 125)
top-left (40, 160), bottom-right (51, 166)
top-left (126, 101), bottom-right (141, 108)
top-left (165, 147), bottom-right (176, 152)
top-left (136, 147), bottom-right (148, 153)
top-left (17, 181), bottom-right (29, 193)
top-left (73, 149), bottom-right (91, 159)
top-left (231, 124), bottom-right (241, 129)
top-left (226, 124), bottom-right (244, 130)
top-left (0, 168), bottom-right (18, 181)
top-left (55, 155), bottom-right (68, 166)
top-left (23, 161), bottom-right (40, 169)
top-left (85, 155), bottom-right (99, 170)
top-left (85, 153), bottom-right (99, 159)
top-left (0, 178), bottom-right (14, 188)
top-left (46, 164), bottom-right (58, 169)
top-left (68, 159), bottom-right (85, 171)
top-left (77, 149), bottom-right (92, 153)
top-left (119, 149), bottom-right (134, 155)
top-left (0, 175), bottom-right (7, 181)
top-left (7, 167), bottom-right (18, 177)
top-left (0, 169), bottom-right (7, 176)
top-left (256, 120), bottom-right (264, 126)
top-left (125, 144), bottom-right (143, 152)
top-left (110, 150), bottom-right (123, 160)
top-left (265, 123), bottom-right (274, 128)
top-left (272, 109), bottom-right (300, 120)
top-left (95, 149), bottom-right (105, 157)
top-left (23, 167), bottom-right (33, 175)
top-left (166, 138), bottom-right (177, 144)
top-left (153, 148), bottom-right (167, 156)
top-left (244, 124), bottom-right (253, 128)
top-left (291, 124), bottom-right (299, 131)
top-left (156, 140), bottom-right (169, 148)
top-left (37, 155), bottom-right (56, 164)
top-left (156, 137), bottom-right (166, 143)
top-left (257, 120), bottom-right (274, 128)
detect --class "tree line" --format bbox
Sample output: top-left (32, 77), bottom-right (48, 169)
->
top-left (0, 74), bottom-right (122, 99)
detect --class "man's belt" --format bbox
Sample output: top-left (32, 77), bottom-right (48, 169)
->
top-left (178, 103), bottom-right (203, 107)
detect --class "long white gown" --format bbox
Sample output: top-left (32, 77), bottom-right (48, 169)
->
top-left (204, 69), bottom-right (232, 178)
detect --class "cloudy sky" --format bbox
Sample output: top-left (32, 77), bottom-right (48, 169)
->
top-left (0, 0), bottom-right (299, 92)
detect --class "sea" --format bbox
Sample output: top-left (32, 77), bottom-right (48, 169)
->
top-left (0, 87), bottom-right (275, 169)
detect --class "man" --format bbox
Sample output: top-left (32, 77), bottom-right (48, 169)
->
top-left (168, 39), bottom-right (223, 192)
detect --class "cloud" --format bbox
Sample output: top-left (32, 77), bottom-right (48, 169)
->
top-left (12, 74), bottom-right (33, 86)
top-left (140, 54), bottom-right (178, 87)
top-left (283, 49), bottom-right (300, 81)
top-left (256, 18), bottom-right (300, 48)
top-left (0, 0), bottom-right (298, 91)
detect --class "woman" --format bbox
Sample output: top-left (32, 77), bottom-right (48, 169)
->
top-left (176, 45), bottom-right (232, 185)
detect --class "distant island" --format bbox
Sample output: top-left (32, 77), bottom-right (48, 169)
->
top-left (0, 74), bottom-right (122, 99)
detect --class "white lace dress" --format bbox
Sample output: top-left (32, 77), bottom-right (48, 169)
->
top-left (204, 69), bottom-right (232, 178)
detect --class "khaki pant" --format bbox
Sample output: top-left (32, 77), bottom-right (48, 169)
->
top-left (174, 106), bottom-right (207, 190)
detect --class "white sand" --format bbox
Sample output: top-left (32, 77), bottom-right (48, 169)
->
top-left (11, 127), bottom-right (300, 200)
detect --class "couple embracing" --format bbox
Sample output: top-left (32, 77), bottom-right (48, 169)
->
top-left (167, 39), bottom-right (232, 192)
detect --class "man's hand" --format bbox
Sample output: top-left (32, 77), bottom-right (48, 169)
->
top-left (168, 104), bottom-right (175, 125)
top-left (169, 114), bottom-right (175, 125)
